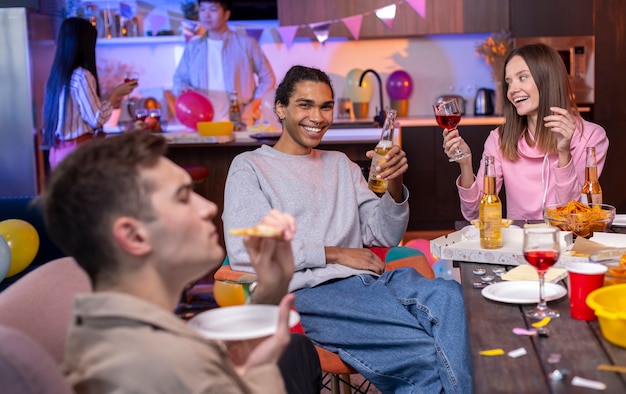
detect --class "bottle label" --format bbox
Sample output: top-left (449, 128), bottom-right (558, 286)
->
top-left (480, 204), bottom-right (502, 248)
top-left (580, 193), bottom-right (602, 205)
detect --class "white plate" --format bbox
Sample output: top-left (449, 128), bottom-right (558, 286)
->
top-left (612, 214), bottom-right (626, 227)
top-left (481, 281), bottom-right (567, 304)
top-left (188, 304), bottom-right (300, 340)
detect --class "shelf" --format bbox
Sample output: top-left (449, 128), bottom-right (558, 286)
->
top-left (97, 35), bottom-right (184, 45)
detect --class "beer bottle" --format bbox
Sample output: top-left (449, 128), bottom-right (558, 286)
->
top-left (368, 108), bottom-right (397, 194)
top-left (229, 91), bottom-right (243, 131)
top-left (479, 155), bottom-right (502, 249)
top-left (581, 146), bottom-right (602, 205)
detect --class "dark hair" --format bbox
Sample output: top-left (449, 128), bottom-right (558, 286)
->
top-left (42, 132), bottom-right (167, 286)
top-left (499, 43), bottom-right (580, 160)
top-left (198, 0), bottom-right (232, 12)
top-left (42, 17), bottom-right (100, 147)
top-left (275, 65), bottom-right (335, 108)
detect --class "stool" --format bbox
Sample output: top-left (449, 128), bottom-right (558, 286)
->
top-left (180, 164), bottom-right (209, 184)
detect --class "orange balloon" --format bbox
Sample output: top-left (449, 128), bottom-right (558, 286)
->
top-left (213, 280), bottom-right (247, 307)
top-left (0, 219), bottom-right (40, 278)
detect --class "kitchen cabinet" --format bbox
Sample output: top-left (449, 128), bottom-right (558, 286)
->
top-left (277, 0), bottom-right (508, 38)
top-left (510, 0), bottom-right (593, 37)
top-left (402, 124), bottom-right (499, 230)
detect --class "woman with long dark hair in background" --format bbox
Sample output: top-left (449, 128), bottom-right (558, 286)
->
top-left (42, 17), bottom-right (137, 168)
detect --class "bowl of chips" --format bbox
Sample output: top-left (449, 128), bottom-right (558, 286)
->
top-left (544, 201), bottom-right (615, 238)
top-left (589, 248), bottom-right (626, 286)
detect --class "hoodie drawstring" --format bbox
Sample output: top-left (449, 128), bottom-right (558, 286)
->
top-left (541, 153), bottom-right (550, 210)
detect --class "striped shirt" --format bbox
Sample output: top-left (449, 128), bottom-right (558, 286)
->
top-left (55, 67), bottom-right (113, 141)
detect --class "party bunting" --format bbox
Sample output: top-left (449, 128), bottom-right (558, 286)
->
top-left (341, 14), bottom-right (363, 40)
top-left (310, 22), bottom-right (331, 44)
top-left (245, 28), bottom-right (264, 42)
top-left (375, 4), bottom-right (397, 30)
top-left (407, 0), bottom-right (426, 19)
top-left (277, 25), bottom-right (299, 49)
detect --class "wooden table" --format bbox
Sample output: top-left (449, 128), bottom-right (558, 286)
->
top-left (459, 262), bottom-right (626, 393)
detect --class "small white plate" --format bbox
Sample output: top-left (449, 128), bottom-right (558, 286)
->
top-left (481, 281), bottom-right (567, 304)
top-left (612, 214), bottom-right (626, 227)
top-left (188, 304), bottom-right (300, 341)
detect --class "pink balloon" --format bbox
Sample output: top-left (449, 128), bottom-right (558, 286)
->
top-left (386, 70), bottom-right (413, 100)
top-left (175, 91), bottom-right (214, 130)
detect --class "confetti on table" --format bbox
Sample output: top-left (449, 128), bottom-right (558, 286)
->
top-left (531, 317), bottom-right (551, 328)
top-left (479, 349), bottom-right (505, 356)
top-left (508, 347), bottom-right (527, 358)
top-left (512, 327), bottom-right (537, 336)
top-left (597, 364), bottom-right (626, 373)
top-left (571, 376), bottom-right (606, 390)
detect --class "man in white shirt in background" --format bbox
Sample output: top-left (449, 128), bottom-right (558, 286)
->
top-left (173, 0), bottom-right (275, 125)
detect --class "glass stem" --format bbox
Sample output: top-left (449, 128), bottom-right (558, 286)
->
top-left (537, 270), bottom-right (547, 311)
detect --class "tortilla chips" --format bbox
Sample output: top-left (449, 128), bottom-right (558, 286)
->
top-left (228, 225), bottom-right (282, 238)
top-left (544, 201), bottom-right (615, 238)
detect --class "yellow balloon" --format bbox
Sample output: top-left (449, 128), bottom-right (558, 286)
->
top-left (345, 68), bottom-right (374, 103)
top-left (0, 219), bottom-right (40, 278)
top-left (213, 280), bottom-right (247, 307)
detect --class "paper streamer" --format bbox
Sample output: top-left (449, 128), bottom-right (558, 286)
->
top-left (375, 4), bottom-right (397, 30)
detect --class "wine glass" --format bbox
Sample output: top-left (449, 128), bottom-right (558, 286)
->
top-left (523, 227), bottom-right (561, 320)
top-left (134, 108), bottom-right (148, 122)
top-left (124, 72), bottom-right (138, 84)
top-left (149, 108), bottom-right (162, 122)
top-left (434, 98), bottom-right (470, 162)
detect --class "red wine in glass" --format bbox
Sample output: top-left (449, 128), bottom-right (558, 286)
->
top-left (149, 108), bottom-right (162, 122)
top-left (433, 98), bottom-right (469, 162)
top-left (523, 249), bottom-right (559, 272)
top-left (135, 108), bottom-right (148, 122)
top-left (436, 114), bottom-right (461, 130)
top-left (523, 227), bottom-right (561, 320)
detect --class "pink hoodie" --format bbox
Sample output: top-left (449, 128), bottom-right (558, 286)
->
top-left (457, 119), bottom-right (609, 221)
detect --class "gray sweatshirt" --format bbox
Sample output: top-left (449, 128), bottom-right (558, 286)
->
top-left (223, 145), bottom-right (409, 292)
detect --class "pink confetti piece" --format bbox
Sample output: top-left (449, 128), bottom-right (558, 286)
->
top-left (512, 327), bottom-right (537, 336)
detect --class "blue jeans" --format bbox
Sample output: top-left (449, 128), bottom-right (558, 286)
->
top-left (293, 267), bottom-right (472, 394)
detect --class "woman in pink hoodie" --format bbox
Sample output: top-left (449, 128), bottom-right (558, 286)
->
top-left (443, 43), bottom-right (608, 220)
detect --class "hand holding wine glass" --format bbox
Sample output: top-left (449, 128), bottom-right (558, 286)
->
top-left (523, 227), bottom-right (561, 320)
top-left (434, 98), bottom-right (470, 162)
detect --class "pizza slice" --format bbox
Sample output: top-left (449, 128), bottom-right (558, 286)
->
top-left (228, 225), bottom-right (281, 238)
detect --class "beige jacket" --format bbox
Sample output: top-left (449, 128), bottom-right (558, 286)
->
top-left (63, 292), bottom-right (286, 394)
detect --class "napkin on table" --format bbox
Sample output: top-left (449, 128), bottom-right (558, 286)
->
top-left (501, 264), bottom-right (567, 283)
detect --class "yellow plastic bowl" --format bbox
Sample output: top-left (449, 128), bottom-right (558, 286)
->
top-left (197, 121), bottom-right (234, 136)
top-left (586, 283), bottom-right (626, 348)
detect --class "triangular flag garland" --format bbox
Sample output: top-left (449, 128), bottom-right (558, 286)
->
top-left (341, 15), bottom-right (364, 40)
top-left (310, 22), bottom-right (331, 44)
top-left (277, 25), bottom-right (299, 49)
top-left (406, 0), bottom-right (426, 19)
top-left (142, 1), bottom-right (427, 49)
top-left (375, 4), bottom-right (397, 30)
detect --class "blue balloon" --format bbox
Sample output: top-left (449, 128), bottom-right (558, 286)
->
top-left (0, 236), bottom-right (10, 283)
top-left (432, 259), bottom-right (461, 283)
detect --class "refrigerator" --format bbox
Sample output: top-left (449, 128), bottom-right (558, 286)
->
top-left (0, 2), bottom-right (61, 197)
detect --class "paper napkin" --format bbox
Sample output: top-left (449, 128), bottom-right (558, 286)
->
top-left (501, 264), bottom-right (567, 283)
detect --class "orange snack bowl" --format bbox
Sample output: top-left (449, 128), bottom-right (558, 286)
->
top-left (197, 121), bottom-right (234, 137)
top-left (586, 283), bottom-right (626, 348)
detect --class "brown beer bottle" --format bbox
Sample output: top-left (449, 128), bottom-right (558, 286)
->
top-left (581, 146), bottom-right (602, 205)
top-left (479, 155), bottom-right (502, 249)
top-left (368, 108), bottom-right (397, 194)
top-left (229, 91), bottom-right (243, 131)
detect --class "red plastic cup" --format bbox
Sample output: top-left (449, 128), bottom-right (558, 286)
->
top-left (567, 262), bottom-right (608, 320)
